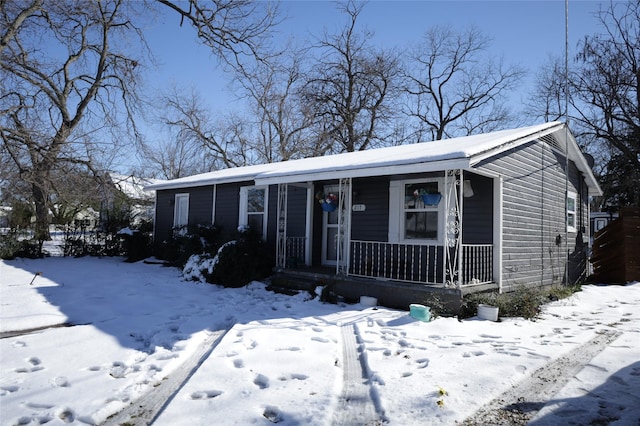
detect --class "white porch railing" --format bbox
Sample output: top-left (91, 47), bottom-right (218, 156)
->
top-left (348, 240), bottom-right (493, 286)
top-left (349, 240), bottom-right (444, 284)
top-left (461, 244), bottom-right (493, 285)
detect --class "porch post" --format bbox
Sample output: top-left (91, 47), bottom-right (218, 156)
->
top-left (494, 176), bottom-right (503, 292)
top-left (444, 169), bottom-right (461, 288)
top-left (336, 177), bottom-right (351, 276)
top-left (305, 183), bottom-right (313, 266)
top-left (276, 183), bottom-right (288, 268)
top-left (458, 169), bottom-right (464, 286)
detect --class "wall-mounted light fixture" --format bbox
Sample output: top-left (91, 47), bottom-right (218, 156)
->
top-left (463, 180), bottom-right (474, 198)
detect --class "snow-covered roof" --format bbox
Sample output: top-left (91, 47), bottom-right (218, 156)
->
top-left (145, 122), bottom-right (602, 195)
top-left (109, 173), bottom-right (163, 200)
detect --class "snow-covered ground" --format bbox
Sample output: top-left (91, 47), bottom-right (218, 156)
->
top-left (1, 256), bottom-right (639, 426)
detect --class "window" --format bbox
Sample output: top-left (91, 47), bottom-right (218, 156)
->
top-left (239, 186), bottom-right (268, 238)
top-left (174, 193), bottom-right (189, 227)
top-left (389, 179), bottom-right (443, 243)
top-left (567, 191), bottom-right (577, 232)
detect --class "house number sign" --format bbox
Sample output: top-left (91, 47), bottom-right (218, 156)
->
top-left (352, 204), bottom-right (366, 212)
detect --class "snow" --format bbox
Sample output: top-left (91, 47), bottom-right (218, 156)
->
top-left (145, 122), bottom-right (564, 191)
top-left (1, 256), bottom-right (639, 426)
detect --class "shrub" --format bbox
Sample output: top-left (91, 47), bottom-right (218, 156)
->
top-left (155, 224), bottom-right (221, 267)
top-left (0, 230), bottom-right (22, 259)
top-left (204, 227), bottom-right (274, 288)
top-left (0, 231), bottom-right (43, 259)
top-left (460, 284), bottom-right (581, 320)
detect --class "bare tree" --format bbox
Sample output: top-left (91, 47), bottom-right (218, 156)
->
top-left (1, 0), bottom-right (146, 243)
top-left (572, 0), bottom-right (640, 206)
top-left (303, 0), bottom-right (399, 153)
top-left (230, 44), bottom-right (321, 162)
top-left (155, 0), bottom-right (280, 71)
top-left (524, 54), bottom-right (568, 123)
top-left (160, 90), bottom-right (251, 169)
top-left (403, 26), bottom-right (524, 141)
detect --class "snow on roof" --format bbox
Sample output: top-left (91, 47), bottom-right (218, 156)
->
top-left (145, 122), bottom-right (600, 194)
top-left (109, 173), bottom-right (163, 199)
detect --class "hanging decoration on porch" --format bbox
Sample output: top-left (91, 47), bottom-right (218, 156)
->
top-left (316, 191), bottom-right (339, 212)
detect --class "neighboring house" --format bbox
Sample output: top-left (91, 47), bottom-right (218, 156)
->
top-left (102, 173), bottom-right (161, 226)
top-left (146, 122), bottom-right (601, 309)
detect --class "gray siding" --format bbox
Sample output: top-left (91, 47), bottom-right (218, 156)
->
top-left (462, 172), bottom-right (493, 244)
top-left (286, 185), bottom-right (308, 238)
top-left (351, 177), bottom-right (390, 242)
top-left (214, 183), bottom-right (242, 235)
top-left (476, 140), bottom-right (584, 291)
top-left (154, 186), bottom-right (214, 240)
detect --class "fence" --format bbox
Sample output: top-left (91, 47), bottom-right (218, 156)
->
top-left (591, 206), bottom-right (640, 283)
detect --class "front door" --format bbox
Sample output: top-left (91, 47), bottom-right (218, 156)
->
top-left (321, 185), bottom-right (340, 266)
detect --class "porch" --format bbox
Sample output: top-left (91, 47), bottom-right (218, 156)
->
top-left (285, 237), bottom-right (495, 288)
top-left (270, 168), bottom-right (500, 300)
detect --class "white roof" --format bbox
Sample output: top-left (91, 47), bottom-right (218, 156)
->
top-left (110, 173), bottom-right (163, 199)
top-left (145, 122), bottom-right (601, 195)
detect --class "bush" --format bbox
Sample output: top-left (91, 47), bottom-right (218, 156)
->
top-left (0, 231), bottom-right (43, 259)
top-left (155, 224), bottom-right (222, 267)
top-left (460, 284), bottom-right (581, 320)
top-left (204, 228), bottom-right (274, 288)
top-left (0, 231), bottom-right (22, 259)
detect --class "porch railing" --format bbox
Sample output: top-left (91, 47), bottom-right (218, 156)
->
top-left (348, 240), bottom-right (493, 286)
top-left (461, 244), bottom-right (493, 285)
top-left (349, 240), bottom-right (444, 285)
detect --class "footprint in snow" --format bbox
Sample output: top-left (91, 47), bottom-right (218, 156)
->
top-left (254, 374), bottom-right (269, 389)
top-left (51, 376), bottom-right (70, 387)
top-left (191, 390), bottom-right (223, 400)
top-left (13, 341), bottom-right (26, 348)
top-left (278, 373), bottom-right (308, 381)
top-left (311, 336), bottom-right (330, 343)
top-left (416, 358), bottom-right (430, 368)
top-left (1, 385), bottom-right (19, 394)
top-left (233, 359), bottom-right (244, 368)
top-left (462, 351), bottom-right (485, 358)
top-left (515, 365), bottom-right (527, 374)
top-left (55, 406), bottom-right (75, 423)
top-left (312, 327), bottom-right (323, 333)
top-left (109, 362), bottom-right (127, 379)
top-left (479, 334), bottom-right (502, 339)
top-left (276, 346), bottom-right (301, 352)
top-left (263, 406), bottom-right (283, 423)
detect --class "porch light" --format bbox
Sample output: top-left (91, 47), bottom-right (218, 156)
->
top-left (463, 180), bottom-right (474, 197)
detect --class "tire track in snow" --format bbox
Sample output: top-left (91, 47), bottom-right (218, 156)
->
top-left (461, 329), bottom-right (622, 425)
top-left (102, 326), bottom-right (232, 426)
top-left (333, 323), bottom-right (385, 426)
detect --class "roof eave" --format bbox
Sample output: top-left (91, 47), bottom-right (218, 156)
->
top-left (254, 158), bottom-right (471, 186)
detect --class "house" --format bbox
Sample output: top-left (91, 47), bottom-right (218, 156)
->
top-left (101, 173), bottom-right (160, 227)
top-left (146, 122), bottom-right (601, 310)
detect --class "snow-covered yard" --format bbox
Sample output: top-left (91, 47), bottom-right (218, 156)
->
top-left (1, 256), bottom-right (639, 425)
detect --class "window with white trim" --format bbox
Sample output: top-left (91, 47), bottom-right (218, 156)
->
top-left (239, 186), bottom-right (268, 238)
top-left (389, 179), bottom-right (444, 243)
top-left (567, 191), bottom-right (577, 232)
top-left (173, 193), bottom-right (189, 227)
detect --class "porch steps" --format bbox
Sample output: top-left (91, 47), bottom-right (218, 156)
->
top-left (270, 267), bottom-right (464, 315)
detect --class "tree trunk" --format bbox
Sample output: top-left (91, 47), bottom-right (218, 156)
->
top-left (32, 179), bottom-right (51, 243)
